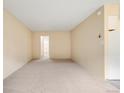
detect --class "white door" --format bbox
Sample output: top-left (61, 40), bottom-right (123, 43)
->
top-left (107, 31), bottom-right (120, 79)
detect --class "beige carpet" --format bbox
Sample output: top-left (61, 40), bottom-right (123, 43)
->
top-left (3, 59), bottom-right (119, 93)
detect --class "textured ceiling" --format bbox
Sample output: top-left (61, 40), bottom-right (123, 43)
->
top-left (4, 0), bottom-right (119, 31)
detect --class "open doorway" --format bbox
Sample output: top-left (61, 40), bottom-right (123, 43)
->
top-left (40, 36), bottom-right (49, 58)
top-left (105, 16), bottom-right (120, 80)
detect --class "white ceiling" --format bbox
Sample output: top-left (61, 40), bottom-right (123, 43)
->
top-left (4, 0), bottom-right (119, 31)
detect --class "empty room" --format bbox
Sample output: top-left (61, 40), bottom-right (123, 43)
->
top-left (3, 0), bottom-right (120, 93)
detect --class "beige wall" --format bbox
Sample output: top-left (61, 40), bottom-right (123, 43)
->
top-left (71, 7), bottom-right (105, 79)
top-left (3, 10), bottom-right (32, 79)
top-left (32, 32), bottom-right (71, 59)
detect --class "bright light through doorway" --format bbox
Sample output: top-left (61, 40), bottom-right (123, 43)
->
top-left (40, 36), bottom-right (49, 57)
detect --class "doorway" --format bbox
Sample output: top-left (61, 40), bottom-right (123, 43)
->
top-left (105, 16), bottom-right (120, 80)
top-left (40, 36), bottom-right (49, 58)
top-left (107, 31), bottom-right (120, 79)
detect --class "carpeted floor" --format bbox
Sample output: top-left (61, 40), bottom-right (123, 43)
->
top-left (3, 59), bottom-right (119, 93)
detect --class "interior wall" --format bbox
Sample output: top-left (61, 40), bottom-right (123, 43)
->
top-left (71, 6), bottom-right (105, 79)
top-left (3, 10), bottom-right (32, 79)
top-left (32, 31), bottom-right (71, 59)
top-left (104, 4), bottom-right (120, 79)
